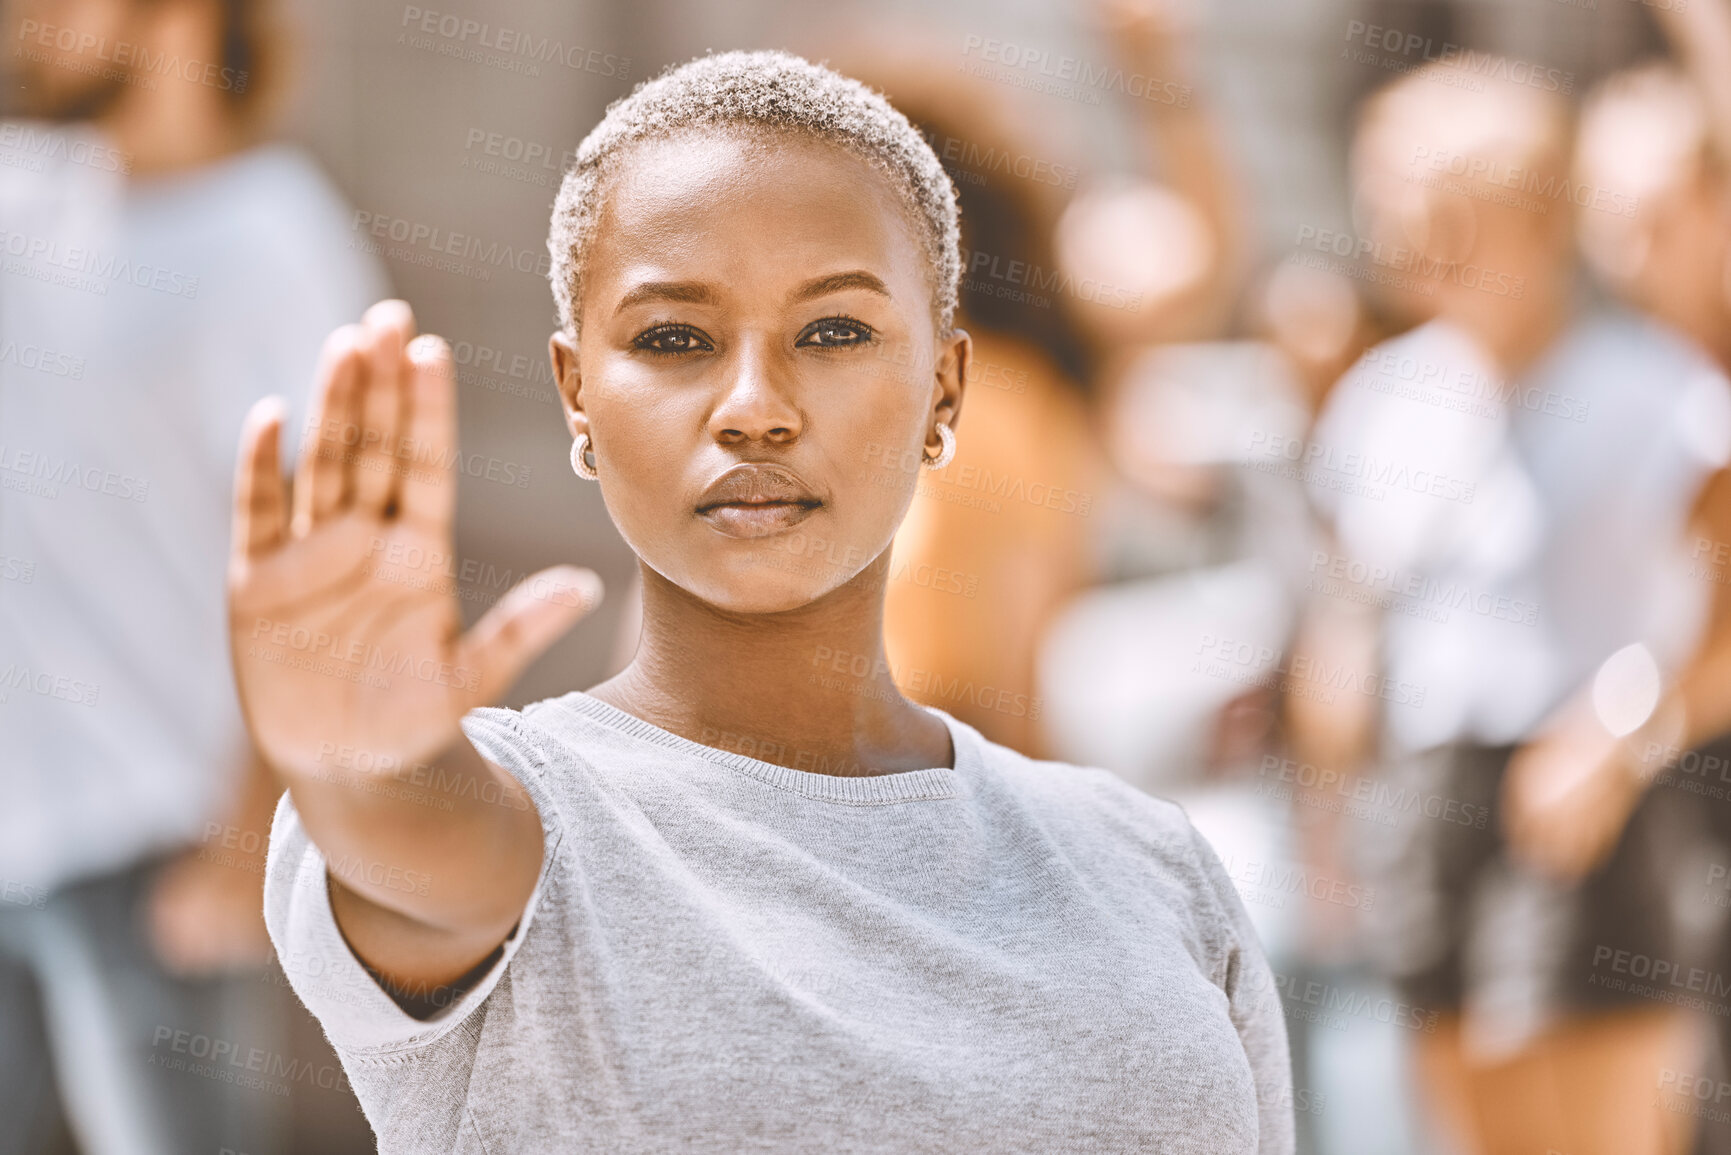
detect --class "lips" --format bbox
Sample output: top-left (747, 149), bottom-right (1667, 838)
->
top-left (695, 462), bottom-right (823, 538)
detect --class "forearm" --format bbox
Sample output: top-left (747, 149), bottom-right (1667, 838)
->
top-left (1284, 601), bottom-right (1381, 774)
top-left (1645, 489), bottom-right (1731, 763)
top-left (1654, 0), bottom-right (1731, 170)
top-left (272, 728), bottom-right (542, 938)
top-left (1123, 34), bottom-right (1243, 325)
top-left (1654, 637), bottom-right (1731, 762)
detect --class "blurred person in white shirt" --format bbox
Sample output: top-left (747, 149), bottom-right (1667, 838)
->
top-left (0, 0), bottom-right (385, 1151)
top-left (1291, 58), bottom-right (1729, 1155)
top-left (1522, 56), bottom-right (1731, 1155)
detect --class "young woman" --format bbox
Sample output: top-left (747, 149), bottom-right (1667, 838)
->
top-left (233, 51), bottom-right (1292, 1153)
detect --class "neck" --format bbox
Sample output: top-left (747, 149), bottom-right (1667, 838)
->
top-left (1657, 298), bottom-right (1731, 370)
top-left (1440, 268), bottom-right (1571, 377)
top-left (587, 552), bottom-right (953, 775)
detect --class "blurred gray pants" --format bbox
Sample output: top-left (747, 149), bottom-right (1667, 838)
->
top-left (0, 862), bottom-right (291, 1155)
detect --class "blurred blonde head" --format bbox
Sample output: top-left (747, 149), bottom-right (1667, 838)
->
top-left (1349, 60), bottom-right (1575, 337)
top-left (1576, 63), bottom-right (1731, 341)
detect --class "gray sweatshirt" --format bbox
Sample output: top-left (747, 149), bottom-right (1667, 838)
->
top-left (264, 691), bottom-right (1295, 1153)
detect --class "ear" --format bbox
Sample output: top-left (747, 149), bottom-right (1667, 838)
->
top-left (549, 331), bottom-right (587, 439)
top-left (929, 328), bottom-right (971, 451)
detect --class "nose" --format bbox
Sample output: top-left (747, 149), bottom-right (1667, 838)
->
top-left (708, 337), bottom-right (802, 448)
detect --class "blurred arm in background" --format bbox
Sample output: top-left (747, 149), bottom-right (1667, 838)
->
top-left (1505, 34), bottom-right (1731, 881)
top-left (1059, 0), bottom-right (1246, 363)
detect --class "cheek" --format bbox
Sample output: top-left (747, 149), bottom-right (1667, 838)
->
top-left (584, 377), bottom-right (691, 531)
top-left (822, 381), bottom-right (927, 534)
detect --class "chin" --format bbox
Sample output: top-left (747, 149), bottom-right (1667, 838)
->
top-left (685, 556), bottom-right (855, 615)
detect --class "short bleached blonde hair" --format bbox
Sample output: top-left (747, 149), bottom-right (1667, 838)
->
top-left (547, 50), bottom-right (961, 341)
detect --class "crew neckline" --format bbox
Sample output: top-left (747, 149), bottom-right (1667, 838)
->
top-left (543, 691), bottom-right (967, 805)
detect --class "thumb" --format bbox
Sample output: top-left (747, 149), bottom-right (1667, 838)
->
top-left (457, 565), bottom-right (604, 707)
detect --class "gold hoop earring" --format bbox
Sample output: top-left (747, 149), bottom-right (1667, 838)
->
top-left (923, 423), bottom-right (955, 470)
top-left (570, 433), bottom-right (599, 481)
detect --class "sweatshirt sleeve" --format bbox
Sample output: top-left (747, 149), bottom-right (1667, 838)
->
top-left (260, 707), bottom-right (565, 1055)
top-left (1188, 823), bottom-right (1298, 1155)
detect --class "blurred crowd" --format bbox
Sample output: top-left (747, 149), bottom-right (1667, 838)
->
top-left (7, 0), bottom-right (1731, 1151)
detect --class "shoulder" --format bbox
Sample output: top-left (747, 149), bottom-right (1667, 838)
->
top-left (976, 732), bottom-right (1193, 840)
top-left (191, 144), bottom-right (354, 233)
top-left (1327, 320), bottom-right (1486, 409)
top-left (174, 144), bottom-right (389, 310)
top-left (960, 722), bottom-right (1235, 930)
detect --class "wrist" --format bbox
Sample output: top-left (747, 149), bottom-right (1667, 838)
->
top-left (1616, 694), bottom-right (1688, 786)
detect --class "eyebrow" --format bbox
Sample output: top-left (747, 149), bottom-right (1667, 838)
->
top-left (611, 270), bottom-right (891, 316)
top-left (790, 270), bottom-right (892, 303)
top-left (613, 280), bottom-right (717, 314)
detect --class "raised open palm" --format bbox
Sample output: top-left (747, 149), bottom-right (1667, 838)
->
top-left (228, 300), bottom-right (601, 780)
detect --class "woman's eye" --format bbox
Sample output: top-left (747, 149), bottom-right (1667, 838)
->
top-left (634, 325), bottom-right (714, 354)
top-left (797, 318), bottom-right (874, 348)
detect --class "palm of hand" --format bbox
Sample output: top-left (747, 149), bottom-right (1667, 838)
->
top-left (228, 301), bottom-right (599, 781)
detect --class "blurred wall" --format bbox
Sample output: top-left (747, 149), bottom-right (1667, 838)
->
top-left (262, 0), bottom-right (1670, 715)
top-left (278, 0), bottom-right (639, 705)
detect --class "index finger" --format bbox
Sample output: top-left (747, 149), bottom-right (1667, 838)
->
top-left (231, 396), bottom-right (289, 573)
top-left (396, 333), bottom-right (458, 530)
top-left (353, 300), bottom-right (416, 514)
